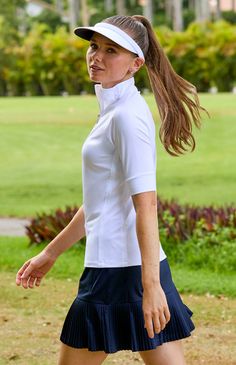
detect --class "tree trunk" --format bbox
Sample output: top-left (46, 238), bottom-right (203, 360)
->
top-left (16, 7), bottom-right (27, 36)
top-left (68, 0), bottom-right (79, 32)
top-left (81, 0), bottom-right (89, 26)
top-left (188, 0), bottom-right (194, 11)
top-left (116, 0), bottom-right (126, 15)
top-left (215, 0), bottom-right (221, 20)
top-left (195, 0), bottom-right (210, 22)
top-left (165, 0), bottom-right (172, 20)
top-left (143, 0), bottom-right (153, 24)
top-left (232, 0), bottom-right (236, 11)
top-left (172, 0), bottom-right (183, 31)
top-left (104, 0), bottom-right (113, 13)
top-left (55, 0), bottom-right (63, 15)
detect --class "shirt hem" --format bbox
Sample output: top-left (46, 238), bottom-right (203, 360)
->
top-left (84, 255), bottom-right (167, 268)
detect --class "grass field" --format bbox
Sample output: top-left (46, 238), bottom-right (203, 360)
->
top-left (0, 93), bottom-right (235, 217)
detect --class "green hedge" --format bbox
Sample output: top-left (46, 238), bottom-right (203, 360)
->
top-left (0, 20), bottom-right (236, 96)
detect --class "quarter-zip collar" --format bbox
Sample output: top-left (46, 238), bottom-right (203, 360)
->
top-left (94, 77), bottom-right (136, 115)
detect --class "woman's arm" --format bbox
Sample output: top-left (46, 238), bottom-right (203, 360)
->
top-left (132, 191), bottom-right (171, 338)
top-left (43, 204), bottom-right (86, 260)
top-left (16, 204), bottom-right (86, 289)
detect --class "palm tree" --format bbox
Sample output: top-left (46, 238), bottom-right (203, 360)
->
top-left (68, 0), bottom-right (79, 31)
top-left (165, 0), bottom-right (172, 22)
top-left (55, 0), bottom-right (63, 14)
top-left (81, 0), bottom-right (89, 25)
top-left (172, 0), bottom-right (183, 31)
top-left (104, 0), bottom-right (113, 13)
top-left (143, 0), bottom-right (153, 23)
top-left (215, 0), bottom-right (221, 20)
top-left (116, 0), bottom-right (126, 15)
top-left (195, 0), bottom-right (210, 22)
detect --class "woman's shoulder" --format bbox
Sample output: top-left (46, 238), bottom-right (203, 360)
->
top-left (112, 93), bottom-right (154, 132)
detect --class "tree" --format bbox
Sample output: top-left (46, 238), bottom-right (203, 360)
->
top-left (104, 0), bottom-right (113, 13)
top-left (68, 0), bottom-right (79, 31)
top-left (81, 0), bottom-right (89, 25)
top-left (116, 0), bottom-right (126, 15)
top-left (172, 0), bottom-right (183, 31)
top-left (55, 0), bottom-right (64, 14)
top-left (215, 0), bottom-right (221, 20)
top-left (195, 0), bottom-right (210, 22)
top-left (165, 0), bottom-right (172, 21)
top-left (143, 0), bottom-right (153, 24)
top-left (164, 0), bottom-right (183, 31)
top-left (0, 0), bottom-right (26, 39)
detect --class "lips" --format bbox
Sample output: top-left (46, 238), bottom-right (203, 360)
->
top-left (90, 65), bottom-right (104, 71)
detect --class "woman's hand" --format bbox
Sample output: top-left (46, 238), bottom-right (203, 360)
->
top-left (142, 283), bottom-right (171, 338)
top-left (15, 250), bottom-right (57, 289)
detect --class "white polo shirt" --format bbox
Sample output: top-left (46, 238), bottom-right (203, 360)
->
top-left (81, 77), bottom-right (166, 267)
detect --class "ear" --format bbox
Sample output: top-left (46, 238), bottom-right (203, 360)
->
top-left (131, 57), bottom-right (145, 73)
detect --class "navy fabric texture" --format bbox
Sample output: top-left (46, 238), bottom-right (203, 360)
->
top-left (60, 258), bottom-right (195, 353)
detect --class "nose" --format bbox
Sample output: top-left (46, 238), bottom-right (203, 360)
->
top-left (92, 48), bottom-right (103, 62)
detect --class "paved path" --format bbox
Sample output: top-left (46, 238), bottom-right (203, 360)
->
top-left (0, 218), bottom-right (30, 236)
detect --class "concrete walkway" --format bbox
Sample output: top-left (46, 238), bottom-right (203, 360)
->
top-left (0, 218), bottom-right (30, 236)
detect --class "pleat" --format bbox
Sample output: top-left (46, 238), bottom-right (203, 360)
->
top-left (60, 297), bottom-right (195, 353)
top-left (60, 259), bottom-right (195, 353)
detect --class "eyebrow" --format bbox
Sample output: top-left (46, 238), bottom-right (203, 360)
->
top-left (90, 38), bottom-right (121, 49)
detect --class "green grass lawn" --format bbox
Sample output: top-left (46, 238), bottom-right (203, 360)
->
top-left (2, 236), bottom-right (236, 298)
top-left (0, 93), bottom-right (235, 217)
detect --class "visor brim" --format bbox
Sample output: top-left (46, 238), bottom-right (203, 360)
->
top-left (74, 27), bottom-right (95, 41)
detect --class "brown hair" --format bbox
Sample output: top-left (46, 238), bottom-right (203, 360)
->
top-left (103, 15), bottom-right (208, 156)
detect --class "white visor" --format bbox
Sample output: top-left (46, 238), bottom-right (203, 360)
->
top-left (74, 22), bottom-right (145, 61)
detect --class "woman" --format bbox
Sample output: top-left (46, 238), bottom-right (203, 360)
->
top-left (16, 15), bottom-right (205, 365)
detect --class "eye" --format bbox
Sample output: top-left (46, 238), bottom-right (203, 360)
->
top-left (107, 48), bottom-right (116, 53)
top-left (90, 42), bottom-right (97, 50)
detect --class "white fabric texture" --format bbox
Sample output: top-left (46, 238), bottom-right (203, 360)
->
top-left (82, 77), bottom-right (166, 267)
top-left (74, 22), bottom-right (145, 60)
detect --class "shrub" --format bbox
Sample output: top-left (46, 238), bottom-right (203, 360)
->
top-left (163, 222), bottom-right (236, 273)
top-left (26, 205), bottom-right (85, 245)
top-left (1, 20), bottom-right (236, 95)
top-left (25, 197), bottom-right (236, 246)
top-left (157, 197), bottom-right (236, 243)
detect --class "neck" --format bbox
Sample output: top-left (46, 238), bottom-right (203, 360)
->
top-left (100, 75), bottom-right (134, 89)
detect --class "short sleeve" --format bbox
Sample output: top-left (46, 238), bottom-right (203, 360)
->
top-left (112, 109), bottom-right (156, 195)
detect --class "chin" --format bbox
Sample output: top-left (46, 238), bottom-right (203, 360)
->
top-left (89, 75), bottom-right (103, 83)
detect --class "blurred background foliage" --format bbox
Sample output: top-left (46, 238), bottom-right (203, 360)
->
top-left (0, 0), bottom-right (236, 95)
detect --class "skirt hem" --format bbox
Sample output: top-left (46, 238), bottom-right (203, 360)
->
top-left (59, 259), bottom-right (195, 354)
top-left (60, 331), bottom-right (194, 354)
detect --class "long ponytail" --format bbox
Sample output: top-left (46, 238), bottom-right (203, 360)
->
top-left (104, 15), bottom-right (208, 156)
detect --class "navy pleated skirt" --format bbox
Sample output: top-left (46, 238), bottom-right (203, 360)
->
top-left (60, 258), bottom-right (195, 353)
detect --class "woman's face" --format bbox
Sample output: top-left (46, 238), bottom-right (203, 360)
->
top-left (86, 32), bottom-right (143, 88)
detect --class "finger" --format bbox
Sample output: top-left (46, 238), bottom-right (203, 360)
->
top-left (159, 311), bottom-right (167, 331)
top-left (144, 313), bottom-right (154, 339)
top-left (16, 262), bottom-right (30, 285)
top-left (22, 275), bottom-right (32, 289)
top-left (28, 276), bottom-right (36, 289)
top-left (35, 277), bottom-right (42, 287)
top-left (20, 263), bottom-right (35, 281)
top-left (164, 305), bottom-right (171, 323)
top-left (153, 313), bottom-right (161, 334)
